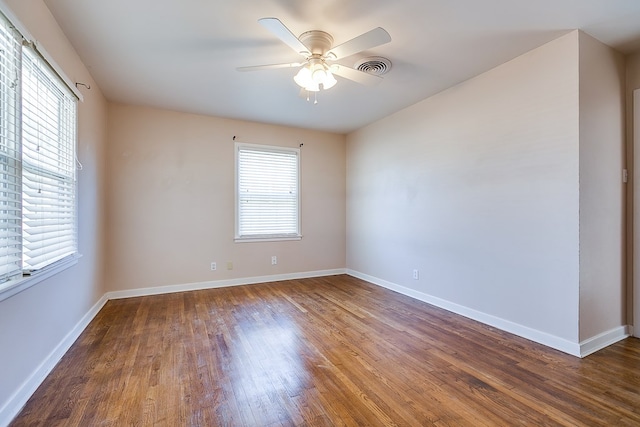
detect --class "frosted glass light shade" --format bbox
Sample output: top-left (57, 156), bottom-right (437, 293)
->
top-left (322, 71), bottom-right (337, 89)
top-left (294, 67), bottom-right (312, 88)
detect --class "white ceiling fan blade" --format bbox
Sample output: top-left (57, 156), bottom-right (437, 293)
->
top-left (331, 64), bottom-right (382, 86)
top-left (326, 27), bottom-right (391, 60)
top-left (237, 62), bottom-right (303, 72)
top-left (258, 18), bottom-right (310, 56)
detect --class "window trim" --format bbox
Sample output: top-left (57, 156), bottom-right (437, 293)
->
top-left (234, 142), bottom-right (302, 243)
top-left (0, 253), bottom-right (80, 302)
top-left (0, 6), bottom-right (81, 300)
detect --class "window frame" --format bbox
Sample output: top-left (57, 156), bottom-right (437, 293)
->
top-left (234, 142), bottom-right (301, 243)
top-left (0, 8), bottom-right (80, 300)
top-left (21, 45), bottom-right (78, 273)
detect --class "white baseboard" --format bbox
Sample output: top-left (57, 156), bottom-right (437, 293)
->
top-left (348, 269), bottom-right (632, 358)
top-left (0, 294), bottom-right (109, 427)
top-left (579, 326), bottom-right (631, 357)
top-left (347, 269), bottom-right (584, 357)
top-left (92, 269), bottom-right (637, 359)
top-left (106, 268), bottom-right (347, 300)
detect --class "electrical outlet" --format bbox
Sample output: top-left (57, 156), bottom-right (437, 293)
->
top-left (413, 269), bottom-right (419, 280)
top-left (271, 256), bottom-right (277, 265)
top-left (210, 262), bottom-right (217, 271)
top-left (227, 262), bottom-right (233, 270)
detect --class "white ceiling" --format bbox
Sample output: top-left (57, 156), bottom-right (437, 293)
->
top-left (43, 0), bottom-right (640, 134)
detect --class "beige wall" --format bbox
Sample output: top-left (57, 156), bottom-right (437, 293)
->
top-left (630, 51), bottom-right (640, 335)
top-left (0, 0), bottom-right (107, 423)
top-left (577, 32), bottom-right (626, 341)
top-left (627, 51), bottom-right (640, 128)
top-left (346, 30), bottom-right (629, 352)
top-left (347, 33), bottom-right (582, 345)
top-left (105, 104), bottom-right (346, 293)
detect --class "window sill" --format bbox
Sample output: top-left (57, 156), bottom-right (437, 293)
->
top-left (235, 235), bottom-right (302, 243)
top-left (0, 254), bottom-right (81, 303)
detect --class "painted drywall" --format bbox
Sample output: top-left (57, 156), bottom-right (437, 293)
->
top-left (630, 51), bottom-right (640, 336)
top-left (627, 51), bottom-right (640, 142)
top-left (347, 32), bottom-right (581, 343)
top-left (577, 32), bottom-right (626, 341)
top-left (105, 105), bottom-right (346, 292)
top-left (0, 0), bottom-right (107, 423)
top-left (634, 89), bottom-right (640, 338)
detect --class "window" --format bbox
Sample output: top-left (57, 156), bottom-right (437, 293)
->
top-left (21, 48), bottom-right (77, 272)
top-left (235, 143), bottom-right (300, 241)
top-left (0, 12), bottom-right (78, 285)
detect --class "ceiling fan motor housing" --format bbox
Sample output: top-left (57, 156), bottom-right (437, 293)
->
top-left (299, 30), bottom-right (334, 55)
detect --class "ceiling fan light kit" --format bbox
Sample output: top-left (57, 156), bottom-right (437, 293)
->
top-left (238, 18), bottom-right (391, 102)
top-left (294, 58), bottom-right (337, 92)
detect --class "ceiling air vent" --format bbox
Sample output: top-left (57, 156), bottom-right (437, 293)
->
top-left (354, 56), bottom-right (392, 76)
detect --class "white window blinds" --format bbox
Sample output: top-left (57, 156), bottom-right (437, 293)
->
top-left (236, 143), bottom-right (300, 240)
top-left (0, 14), bottom-right (22, 281)
top-left (21, 47), bottom-right (77, 272)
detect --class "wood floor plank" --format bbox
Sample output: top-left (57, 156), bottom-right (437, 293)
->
top-left (10, 275), bottom-right (640, 426)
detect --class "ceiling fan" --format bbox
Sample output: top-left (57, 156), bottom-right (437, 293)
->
top-left (237, 18), bottom-right (391, 98)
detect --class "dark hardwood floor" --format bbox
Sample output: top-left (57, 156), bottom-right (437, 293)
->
top-left (10, 275), bottom-right (640, 426)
